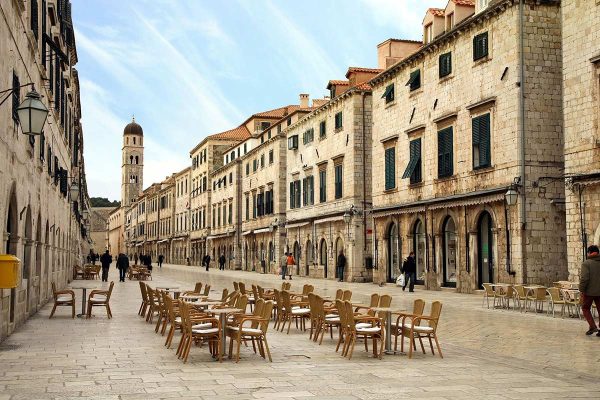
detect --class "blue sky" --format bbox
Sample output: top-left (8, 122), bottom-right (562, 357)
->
top-left (74, 0), bottom-right (447, 201)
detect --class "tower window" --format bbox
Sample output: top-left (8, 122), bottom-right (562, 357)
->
top-left (133, 137), bottom-right (136, 145)
top-left (135, 156), bottom-right (139, 164)
top-left (130, 155), bottom-right (133, 164)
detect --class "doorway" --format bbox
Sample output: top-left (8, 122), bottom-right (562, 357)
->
top-left (477, 211), bottom-right (493, 289)
top-left (387, 223), bottom-right (400, 283)
top-left (320, 239), bottom-right (328, 278)
top-left (442, 217), bottom-right (457, 287)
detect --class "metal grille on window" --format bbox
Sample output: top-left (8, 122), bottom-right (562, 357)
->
top-left (437, 127), bottom-right (453, 178)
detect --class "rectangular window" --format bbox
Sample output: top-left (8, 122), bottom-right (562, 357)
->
top-left (473, 32), bottom-right (489, 61)
top-left (269, 150), bottom-right (274, 164)
top-left (246, 163), bottom-right (250, 176)
top-left (294, 180), bottom-right (301, 208)
top-left (319, 169), bottom-right (327, 203)
top-left (245, 196), bottom-right (250, 220)
top-left (303, 128), bottom-right (314, 144)
top-left (334, 112), bottom-right (343, 130)
top-left (290, 181), bottom-right (295, 209)
top-left (439, 52), bottom-right (452, 78)
top-left (31, 0), bottom-right (39, 39)
top-left (277, 125), bottom-right (282, 134)
top-left (319, 120), bottom-right (326, 139)
top-left (402, 138), bottom-right (422, 184)
top-left (302, 178), bottom-right (307, 206)
top-left (384, 147), bottom-right (396, 190)
top-left (260, 135), bottom-right (264, 144)
top-left (253, 159), bottom-right (257, 172)
top-left (288, 135), bottom-right (298, 150)
top-left (39, 132), bottom-right (45, 161)
top-left (334, 164), bottom-right (343, 199)
top-left (261, 121), bottom-right (271, 131)
top-left (228, 203), bottom-right (232, 224)
top-left (382, 84), bottom-right (395, 103)
top-left (243, 143), bottom-right (247, 154)
top-left (252, 193), bottom-right (256, 218)
top-left (229, 172), bottom-right (233, 184)
top-left (260, 154), bottom-right (265, 168)
top-left (406, 69), bottom-right (421, 91)
top-left (472, 113), bottom-right (491, 169)
top-left (437, 127), bottom-right (454, 178)
top-left (41, 0), bottom-right (46, 67)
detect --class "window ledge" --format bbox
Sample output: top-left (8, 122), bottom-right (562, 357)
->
top-left (434, 175), bottom-right (456, 183)
top-left (438, 74), bottom-right (453, 84)
top-left (409, 88), bottom-right (423, 98)
top-left (473, 55), bottom-right (491, 67)
top-left (408, 182), bottom-right (424, 189)
top-left (334, 127), bottom-right (343, 133)
top-left (384, 100), bottom-right (397, 109)
top-left (472, 165), bottom-right (494, 175)
top-left (383, 187), bottom-right (398, 194)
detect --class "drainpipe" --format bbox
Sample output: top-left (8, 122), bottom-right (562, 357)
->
top-left (518, 0), bottom-right (528, 283)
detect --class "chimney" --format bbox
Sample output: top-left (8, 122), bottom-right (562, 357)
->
top-left (377, 39), bottom-right (423, 69)
top-left (299, 93), bottom-right (310, 108)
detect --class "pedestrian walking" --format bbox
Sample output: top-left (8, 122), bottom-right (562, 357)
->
top-left (280, 253), bottom-right (288, 280)
top-left (402, 252), bottom-right (417, 292)
top-left (286, 252), bottom-right (295, 280)
top-left (144, 254), bottom-right (152, 272)
top-left (336, 249), bottom-right (346, 282)
top-left (134, 253), bottom-right (139, 265)
top-left (219, 253), bottom-right (226, 270)
top-left (204, 254), bottom-right (211, 272)
top-left (99, 250), bottom-right (112, 282)
top-left (580, 245), bottom-right (600, 336)
top-left (158, 254), bottom-right (164, 268)
top-left (116, 253), bottom-right (129, 282)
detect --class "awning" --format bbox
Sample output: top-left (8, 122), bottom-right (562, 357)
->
top-left (314, 216), bottom-right (344, 225)
top-left (254, 227), bottom-right (271, 234)
top-left (285, 222), bottom-right (310, 229)
top-left (242, 230), bottom-right (253, 236)
top-left (157, 239), bottom-right (169, 244)
top-left (428, 192), bottom-right (504, 210)
top-left (207, 232), bottom-right (232, 240)
top-left (171, 237), bottom-right (186, 242)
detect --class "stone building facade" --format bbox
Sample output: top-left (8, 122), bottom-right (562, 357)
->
top-left (121, 118), bottom-right (144, 208)
top-left (285, 82), bottom-right (375, 282)
top-left (0, 0), bottom-right (91, 339)
top-left (370, 0), bottom-right (566, 292)
top-left (89, 207), bottom-right (112, 252)
top-left (172, 167), bottom-right (190, 264)
top-left (107, 207), bottom-right (124, 254)
top-left (562, 0), bottom-right (600, 280)
top-left (157, 177), bottom-right (174, 263)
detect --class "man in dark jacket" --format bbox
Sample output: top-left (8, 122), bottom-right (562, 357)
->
top-left (219, 253), bottom-right (226, 270)
top-left (403, 252), bottom-right (417, 292)
top-left (116, 253), bottom-right (129, 282)
top-left (204, 254), bottom-right (211, 272)
top-left (336, 250), bottom-right (346, 282)
top-left (158, 254), bottom-right (164, 268)
top-left (580, 245), bottom-right (600, 336)
top-left (100, 250), bottom-right (112, 282)
top-left (144, 255), bottom-right (152, 271)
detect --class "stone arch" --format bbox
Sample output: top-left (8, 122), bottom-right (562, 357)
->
top-left (35, 212), bottom-right (43, 307)
top-left (319, 238), bottom-right (328, 278)
top-left (468, 204), bottom-right (498, 233)
top-left (5, 184), bottom-right (18, 323)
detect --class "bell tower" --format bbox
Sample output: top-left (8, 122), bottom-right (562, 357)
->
top-left (121, 117), bottom-right (144, 208)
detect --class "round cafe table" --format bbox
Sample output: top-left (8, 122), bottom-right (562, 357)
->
top-left (370, 307), bottom-right (406, 355)
top-left (71, 284), bottom-right (101, 318)
top-left (210, 308), bottom-right (242, 358)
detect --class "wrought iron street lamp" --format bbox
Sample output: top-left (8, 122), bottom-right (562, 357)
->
top-left (16, 90), bottom-right (49, 136)
top-left (505, 187), bottom-right (518, 206)
top-left (70, 181), bottom-right (80, 200)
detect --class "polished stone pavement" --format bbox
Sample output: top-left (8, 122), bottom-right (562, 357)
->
top-left (0, 263), bottom-right (599, 399)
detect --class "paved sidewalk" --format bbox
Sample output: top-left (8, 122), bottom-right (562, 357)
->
top-left (0, 264), bottom-right (599, 400)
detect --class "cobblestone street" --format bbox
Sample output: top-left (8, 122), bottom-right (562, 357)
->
top-left (0, 264), bottom-right (599, 400)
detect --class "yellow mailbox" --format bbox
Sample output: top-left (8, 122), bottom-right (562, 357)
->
top-left (0, 254), bottom-right (21, 288)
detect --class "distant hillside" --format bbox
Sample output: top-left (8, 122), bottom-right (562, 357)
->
top-left (90, 197), bottom-right (121, 208)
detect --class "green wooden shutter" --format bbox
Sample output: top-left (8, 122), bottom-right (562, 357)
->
top-left (438, 127), bottom-right (453, 178)
top-left (479, 114), bottom-right (491, 167)
top-left (309, 176), bottom-right (314, 205)
top-left (290, 182), bottom-right (294, 209)
top-left (439, 52), bottom-right (452, 78)
top-left (384, 147), bottom-right (395, 190)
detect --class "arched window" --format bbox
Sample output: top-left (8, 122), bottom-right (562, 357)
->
top-left (133, 137), bottom-right (136, 145)
top-left (413, 219), bottom-right (426, 282)
top-left (135, 155), bottom-right (139, 164)
top-left (130, 155), bottom-right (133, 164)
top-left (442, 217), bottom-right (457, 287)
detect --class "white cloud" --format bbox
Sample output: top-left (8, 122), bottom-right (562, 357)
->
top-left (360, 0), bottom-right (449, 40)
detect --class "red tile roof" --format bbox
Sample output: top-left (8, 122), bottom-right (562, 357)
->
top-left (208, 125), bottom-right (251, 141)
top-left (251, 105), bottom-right (295, 119)
top-left (452, 0), bottom-right (475, 6)
top-left (345, 67), bottom-right (384, 77)
top-left (428, 8), bottom-right (445, 17)
top-left (328, 80), bottom-right (350, 86)
top-left (354, 82), bottom-right (372, 91)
